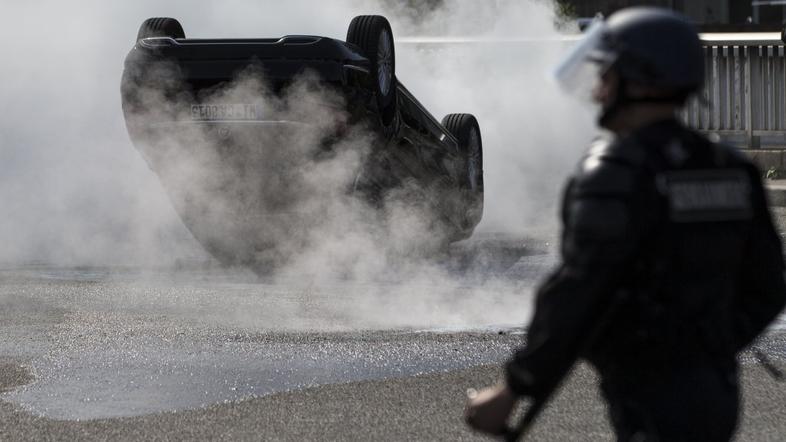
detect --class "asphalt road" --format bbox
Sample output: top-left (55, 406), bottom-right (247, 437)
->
top-left (0, 228), bottom-right (784, 441)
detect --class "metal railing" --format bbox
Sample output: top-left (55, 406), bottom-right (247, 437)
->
top-left (399, 34), bottom-right (786, 148)
top-left (685, 35), bottom-right (786, 148)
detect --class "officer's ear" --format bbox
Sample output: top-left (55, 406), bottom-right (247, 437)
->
top-left (625, 82), bottom-right (659, 99)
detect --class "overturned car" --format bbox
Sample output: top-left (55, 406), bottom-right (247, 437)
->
top-left (121, 15), bottom-right (484, 268)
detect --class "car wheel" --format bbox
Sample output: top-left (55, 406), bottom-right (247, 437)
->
top-left (442, 113), bottom-right (484, 231)
top-left (346, 15), bottom-right (397, 116)
top-left (137, 17), bottom-right (185, 41)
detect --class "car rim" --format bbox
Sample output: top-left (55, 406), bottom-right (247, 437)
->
top-left (468, 128), bottom-right (481, 192)
top-left (377, 29), bottom-right (393, 97)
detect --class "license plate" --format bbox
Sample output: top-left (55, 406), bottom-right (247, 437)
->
top-left (190, 103), bottom-right (262, 121)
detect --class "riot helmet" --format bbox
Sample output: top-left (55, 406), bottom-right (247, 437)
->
top-left (554, 7), bottom-right (704, 126)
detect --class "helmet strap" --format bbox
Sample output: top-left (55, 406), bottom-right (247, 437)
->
top-left (598, 77), bottom-right (628, 128)
top-left (599, 77), bottom-right (686, 128)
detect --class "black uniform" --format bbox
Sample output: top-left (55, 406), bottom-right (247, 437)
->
top-left (506, 119), bottom-right (786, 441)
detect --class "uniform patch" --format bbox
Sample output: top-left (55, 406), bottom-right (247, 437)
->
top-left (657, 170), bottom-right (752, 222)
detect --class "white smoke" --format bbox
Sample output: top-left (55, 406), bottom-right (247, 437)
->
top-left (0, 0), bottom-right (594, 266)
top-left (0, 0), bottom-right (596, 329)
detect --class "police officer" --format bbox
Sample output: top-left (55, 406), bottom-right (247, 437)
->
top-left (465, 7), bottom-right (786, 441)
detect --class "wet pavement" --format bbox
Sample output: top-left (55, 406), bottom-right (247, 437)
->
top-left (3, 323), bottom-right (522, 420)
top-left (0, 235), bottom-right (552, 420)
top-left (0, 232), bottom-right (784, 440)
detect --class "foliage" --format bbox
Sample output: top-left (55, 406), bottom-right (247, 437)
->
top-left (552, 0), bottom-right (578, 30)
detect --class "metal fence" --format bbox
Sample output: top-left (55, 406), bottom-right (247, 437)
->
top-left (685, 35), bottom-right (786, 148)
top-left (398, 34), bottom-right (786, 148)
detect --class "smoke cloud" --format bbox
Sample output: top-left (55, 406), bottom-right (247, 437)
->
top-left (0, 0), bottom-right (596, 329)
top-left (0, 0), bottom-right (593, 264)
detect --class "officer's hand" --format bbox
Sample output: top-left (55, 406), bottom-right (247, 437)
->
top-left (464, 383), bottom-right (517, 435)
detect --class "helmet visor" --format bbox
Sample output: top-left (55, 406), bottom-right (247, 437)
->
top-left (552, 19), bottom-right (610, 101)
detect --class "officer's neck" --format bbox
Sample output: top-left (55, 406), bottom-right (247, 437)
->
top-left (604, 104), bottom-right (679, 136)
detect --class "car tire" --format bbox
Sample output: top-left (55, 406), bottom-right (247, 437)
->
top-left (137, 17), bottom-right (185, 41)
top-left (346, 15), bottom-right (397, 117)
top-left (442, 113), bottom-right (484, 231)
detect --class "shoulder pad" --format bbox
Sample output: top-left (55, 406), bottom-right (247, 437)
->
top-left (713, 142), bottom-right (755, 168)
top-left (681, 130), bottom-right (752, 170)
top-left (587, 135), bottom-right (648, 166)
top-left (566, 197), bottom-right (632, 243)
top-left (573, 137), bottom-right (645, 196)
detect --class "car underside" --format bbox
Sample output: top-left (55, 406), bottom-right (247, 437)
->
top-left (121, 15), bottom-right (484, 270)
